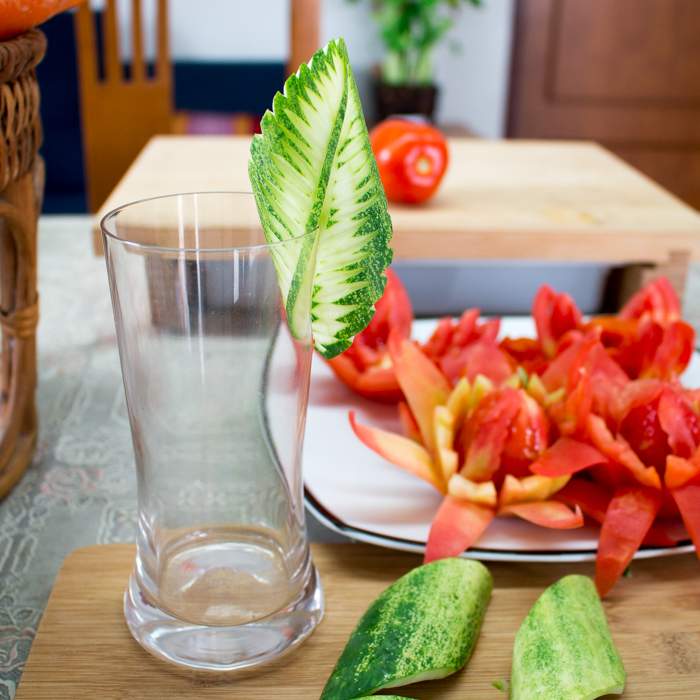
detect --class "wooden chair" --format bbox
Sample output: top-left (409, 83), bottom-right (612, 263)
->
top-left (74, 0), bottom-right (172, 213)
top-left (288, 0), bottom-right (320, 78)
top-left (75, 0), bottom-right (321, 216)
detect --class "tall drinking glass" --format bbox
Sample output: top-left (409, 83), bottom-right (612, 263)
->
top-left (101, 192), bottom-right (323, 672)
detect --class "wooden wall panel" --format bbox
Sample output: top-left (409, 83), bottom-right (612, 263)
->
top-left (552, 0), bottom-right (700, 103)
top-left (508, 0), bottom-right (700, 209)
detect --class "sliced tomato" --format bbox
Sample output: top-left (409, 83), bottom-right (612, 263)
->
top-left (440, 341), bottom-right (513, 385)
top-left (422, 317), bottom-right (456, 361)
top-left (397, 401), bottom-right (422, 442)
top-left (540, 331), bottom-right (594, 392)
top-left (326, 354), bottom-right (404, 403)
top-left (553, 477), bottom-right (612, 523)
top-left (554, 477), bottom-right (674, 546)
top-left (666, 451), bottom-right (700, 489)
top-left (616, 379), bottom-right (665, 425)
top-left (457, 387), bottom-right (522, 482)
top-left (618, 387), bottom-right (700, 483)
top-left (549, 366), bottom-right (593, 439)
top-left (499, 473), bottom-right (571, 506)
top-left (453, 308), bottom-right (482, 346)
top-left (424, 311), bottom-right (512, 385)
top-left (530, 437), bottom-right (607, 478)
top-left (499, 501), bottom-right (583, 529)
top-left (584, 342), bottom-right (631, 421)
top-left (642, 320), bottom-right (695, 380)
top-left (532, 284), bottom-right (583, 359)
top-left (498, 336), bottom-right (548, 376)
top-left (618, 276), bottom-right (681, 326)
top-left (324, 268), bottom-right (413, 402)
top-left (349, 411), bottom-right (445, 492)
top-left (389, 330), bottom-right (452, 455)
top-left (498, 392), bottom-right (550, 479)
top-left (658, 389), bottom-right (700, 459)
top-left (595, 486), bottom-right (662, 597)
top-left (366, 267), bottom-right (413, 341)
top-left (447, 474), bottom-right (498, 506)
top-left (424, 496), bottom-right (495, 563)
top-left (587, 414), bottom-right (662, 490)
top-left (669, 478), bottom-right (700, 561)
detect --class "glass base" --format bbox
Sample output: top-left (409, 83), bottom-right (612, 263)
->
top-left (124, 564), bottom-right (324, 672)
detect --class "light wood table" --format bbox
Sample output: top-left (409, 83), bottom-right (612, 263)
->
top-left (94, 136), bottom-right (700, 299)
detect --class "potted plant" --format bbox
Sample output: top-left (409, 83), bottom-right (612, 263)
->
top-left (349, 0), bottom-right (482, 121)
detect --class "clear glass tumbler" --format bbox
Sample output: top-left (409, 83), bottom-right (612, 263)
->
top-left (101, 192), bottom-right (323, 672)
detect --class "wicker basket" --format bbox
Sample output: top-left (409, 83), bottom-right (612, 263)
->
top-left (0, 29), bottom-right (45, 499)
top-left (0, 30), bottom-right (44, 191)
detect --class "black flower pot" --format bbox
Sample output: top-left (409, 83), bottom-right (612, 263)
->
top-left (375, 82), bottom-right (438, 122)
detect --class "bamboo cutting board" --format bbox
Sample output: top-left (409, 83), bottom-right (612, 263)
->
top-left (15, 543), bottom-right (700, 699)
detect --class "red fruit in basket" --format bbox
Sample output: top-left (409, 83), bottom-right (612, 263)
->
top-left (0, 0), bottom-right (84, 40)
top-left (370, 118), bottom-right (448, 204)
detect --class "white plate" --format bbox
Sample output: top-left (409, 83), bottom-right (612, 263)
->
top-left (303, 317), bottom-right (700, 562)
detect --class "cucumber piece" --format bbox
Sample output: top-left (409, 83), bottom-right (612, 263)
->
top-left (320, 558), bottom-right (493, 700)
top-left (249, 38), bottom-right (393, 358)
top-left (510, 575), bottom-right (626, 700)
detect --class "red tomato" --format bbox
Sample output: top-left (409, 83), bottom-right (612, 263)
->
top-left (369, 118), bottom-right (448, 204)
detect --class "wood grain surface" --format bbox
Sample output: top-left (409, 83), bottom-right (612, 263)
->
top-left (15, 543), bottom-right (700, 699)
top-left (92, 136), bottom-right (700, 263)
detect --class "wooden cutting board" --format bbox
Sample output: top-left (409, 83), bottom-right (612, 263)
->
top-left (15, 543), bottom-right (700, 699)
top-left (93, 136), bottom-right (700, 264)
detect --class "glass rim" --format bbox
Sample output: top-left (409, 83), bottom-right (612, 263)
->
top-left (100, 191), bottom-right (317, 253)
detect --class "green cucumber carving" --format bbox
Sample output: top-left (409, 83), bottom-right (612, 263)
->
top-left (249, 38), bottom-right (393, 359)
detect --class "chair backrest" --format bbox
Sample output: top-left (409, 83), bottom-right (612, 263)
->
top-left (74, 0), bottom-right (173, 212)
top-left (288, 0), bottom-right (320, 78)
top-left (76, 0), bottom-right (321, 215)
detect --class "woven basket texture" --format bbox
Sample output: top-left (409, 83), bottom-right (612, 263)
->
top-left (0, 29), bottom-right (46, 192)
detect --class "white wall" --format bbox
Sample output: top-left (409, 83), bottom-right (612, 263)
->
top-left (322, 0), bottom-right (515, 137)
top-left (94, 0), bottom-right (514, 137)
top-left (432, 0), bottom-right (516, 138)
top-left (169, 0), bottom-right (290, 62)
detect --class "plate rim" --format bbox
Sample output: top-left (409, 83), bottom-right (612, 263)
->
top-left (304, 486), bottom-right (695, 563)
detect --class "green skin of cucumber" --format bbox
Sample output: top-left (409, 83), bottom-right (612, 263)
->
top-left (510, 575), bottom-right (626, 700)
top-left (249, 38), bottom-right (393, 360)
top-left (320, 558), bottom-right (493, 700)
